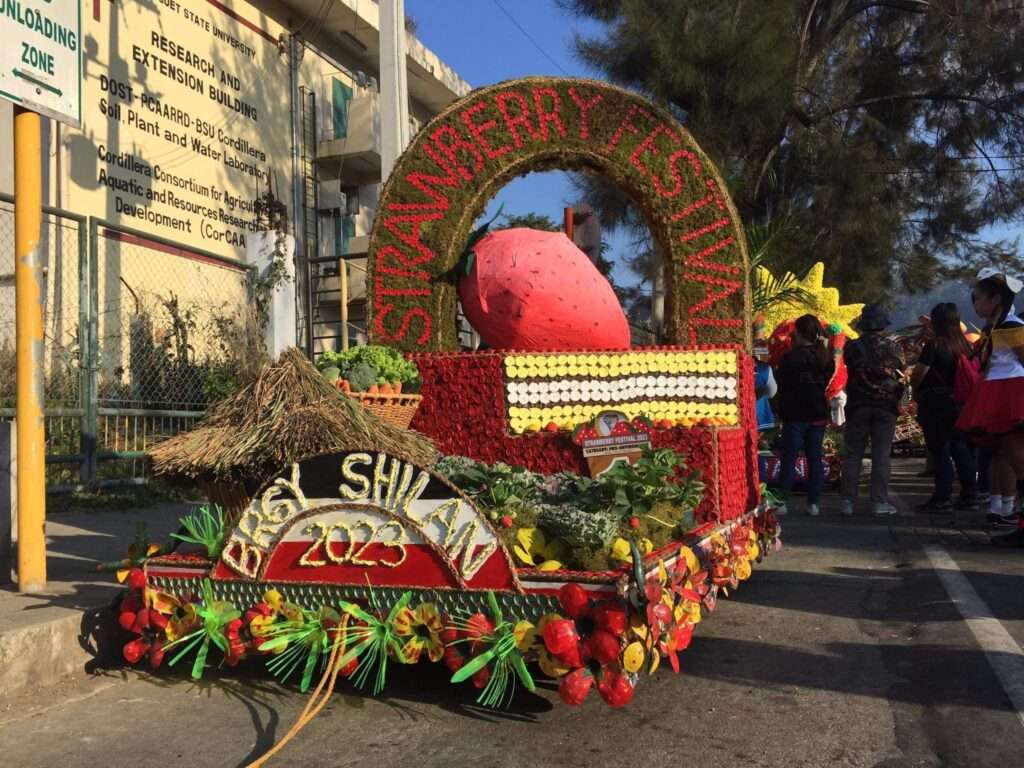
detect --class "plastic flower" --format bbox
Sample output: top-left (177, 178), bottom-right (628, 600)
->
top-left (610, 537), bottom-right (653, 564)
top-left (164, 602), bottom-right (200, 643)
top-left (393, 602), bottom-right (445, 663)
top-left (513, 528), bottom-right (566, 570)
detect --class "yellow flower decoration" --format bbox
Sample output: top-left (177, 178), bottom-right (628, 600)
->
top-left (746, 539), bottom-right (761, 561)
top-left (757, 261), bottom-right (864, 339)
top-left (165, 603), bottom-right (200, 643)
top-left (680, 546), bottom-right (700, 576)
top-left (622, 641), bottom-right (647, 674)
top-left (513, 528), bottom-right (566, 570)
top-left (514, 620), bottom-right (536, 652)
top-left (736, 559), bottom-right (752, 581)
top-left (610, 536), bottom-right (654, 564)
top-left (392, 603), bottom-right (445, 663)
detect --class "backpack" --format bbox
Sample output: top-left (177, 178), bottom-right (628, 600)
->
top-left (850, 335), bottom-right (904, 404)
top-left (953, 354), bottom-right (981, 405)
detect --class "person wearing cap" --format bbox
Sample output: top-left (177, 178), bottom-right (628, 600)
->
top-left (955, 268), bottom-right (1024, 545)
top-left (840, 303), bottom-right (907, 516)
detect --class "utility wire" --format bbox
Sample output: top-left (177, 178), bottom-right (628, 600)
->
top-left (490, 0), bottom-right (570, 76)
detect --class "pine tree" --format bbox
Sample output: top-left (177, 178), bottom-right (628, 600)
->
top-left (561, 0), bottom-right (1024, 298)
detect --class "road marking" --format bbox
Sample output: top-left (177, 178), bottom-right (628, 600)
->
top-left (924, 545), bottom-right (1024, 727)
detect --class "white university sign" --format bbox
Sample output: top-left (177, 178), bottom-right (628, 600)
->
top-left (0, 0), bottom-right (82, 127)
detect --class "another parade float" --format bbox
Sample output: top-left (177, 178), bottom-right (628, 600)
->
top-left (755, 262), bottom-right (864, 487)
top-left (110, 78), bottom-right (780, 714)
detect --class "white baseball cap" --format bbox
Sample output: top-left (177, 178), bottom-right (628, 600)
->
top-left (976, 267), bottom-right (1023, 294)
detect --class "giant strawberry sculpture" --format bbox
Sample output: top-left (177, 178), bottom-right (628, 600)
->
top-left (458, 228), bottom-right (630, 351)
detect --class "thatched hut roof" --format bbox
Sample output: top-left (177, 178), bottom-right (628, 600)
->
top-left (150, 348), bottom-right (438, 484)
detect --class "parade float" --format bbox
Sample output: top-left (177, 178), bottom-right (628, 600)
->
top-left (110, 77), bottom-right (780, 713)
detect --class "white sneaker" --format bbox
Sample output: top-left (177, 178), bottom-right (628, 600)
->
top-left (840, 499), bottom-right (854, 517)
top-left (872, 502), bottom-right (898, 516)
top-left (775, 503), bottom-right (788, 516)
top-left (807, 504), bottom-right (820, 517)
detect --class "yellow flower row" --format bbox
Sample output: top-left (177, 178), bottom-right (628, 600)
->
top-left (508, 401), bottom-right (739, 433)
top-left (504, 351), bottom-right (737, 379)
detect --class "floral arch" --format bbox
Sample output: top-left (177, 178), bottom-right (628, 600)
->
top-left (367, 77), bottom-right (751, 351)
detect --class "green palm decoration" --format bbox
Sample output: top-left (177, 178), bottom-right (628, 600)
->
top-left (336, 592), bottom-right (413, 696)
top-left (449, 591), bottom-right (535, 709)
top-left (259, 606), bottom-right (341, 693)
top-left (746, 219), bottom-right (813, 314)
top-left (163, 579), bottom-right (241, 680)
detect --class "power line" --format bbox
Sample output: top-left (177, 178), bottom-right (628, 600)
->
top-left (490, 0), bottom-right (570, 76)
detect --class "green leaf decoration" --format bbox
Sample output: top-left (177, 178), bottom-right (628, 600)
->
top-left (163, 579), bottom-right (240, 680)
top-left (447, 592), bottom-right (534, 708)
top-left (170, 505), bottom-right (226, 559)
top-left (336, 591), bottom-right (413, 696)
top-left (457, 203), bottom-right (505, 277)
top-left (261, 607), bottom-right (340, 693)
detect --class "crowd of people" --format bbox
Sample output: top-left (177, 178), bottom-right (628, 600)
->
top-left (758, 267), bottom-right (1024, 547)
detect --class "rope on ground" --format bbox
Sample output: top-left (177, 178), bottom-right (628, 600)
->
top-left (244, 618), bottom-right (347, 768)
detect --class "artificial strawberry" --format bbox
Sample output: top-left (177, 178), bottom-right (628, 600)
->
top-left (122, 637), bottom-right (150, 664)
top-left (558, 668), bottom-right (594, 706)
top-left (126, 568), bottom-right (146, 590)
top-left (459, 229), bottom-right (630, 351)
top-left (596, 670), bottom-right (635, 708)
top-left (559, 583), bottom-right (590, 620)
top-left (589, 629), bottom-right (622, 665)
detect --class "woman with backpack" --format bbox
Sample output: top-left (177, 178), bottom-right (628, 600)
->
top-left (840, 304), bottom-right (907, 517)
top-left (910, 303), bottom-right (978, 512)
top-left (956, 268), bottom-right (1024, 543)
top-left (774, 314), bottom-right (835, 517)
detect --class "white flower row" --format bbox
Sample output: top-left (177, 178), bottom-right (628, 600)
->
top-left (505, 375), bottom-right (737, 405)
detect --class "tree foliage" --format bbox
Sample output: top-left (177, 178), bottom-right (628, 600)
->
top-left (495, 212), bottom-right (562, 232)
top-left (561, 0), bottom-right (1024, 298)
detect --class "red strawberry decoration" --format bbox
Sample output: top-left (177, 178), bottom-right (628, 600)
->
top-left (559, 583), bottom-right (591, 620)
top-left (126, 568), bottom-right (146, 590)
top-left (558, 668), bottom-right (594, 706)
top-left (459, 229), bottom-right (630, 351)
top-left (122, 637), bottom-right (150, 664)
top-left (597, 670), bottom-right (635, 708)
top-left (589, 629), bottom-right (622, 665)
top-left (545, 421), bottom-right (560, 433)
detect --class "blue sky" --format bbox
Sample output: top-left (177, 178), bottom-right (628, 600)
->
top-left (406, 0), bottom-right (1021, 292)
top-left (405, 0), bottom-right (642, 288)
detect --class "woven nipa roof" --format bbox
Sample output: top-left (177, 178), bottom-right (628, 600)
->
top-left (149, 348), bottom-right (438, 485)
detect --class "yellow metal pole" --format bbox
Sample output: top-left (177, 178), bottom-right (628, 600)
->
top-left (14, 106), bottom-right (47, 593)
top-left (340, 257), bottom-right (349, 351)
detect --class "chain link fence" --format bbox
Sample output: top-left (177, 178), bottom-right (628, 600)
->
top-left (94, 228), bottom-right (252, 411)
top-left (0, 200), bottom-right (83, 409)
top-left (1, 197), bottom-right (256, 487)
top-left (0, 200), bottom-right (85, 485)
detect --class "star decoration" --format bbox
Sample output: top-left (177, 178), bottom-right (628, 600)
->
top-left (756, 262), bottom-right (864, 339)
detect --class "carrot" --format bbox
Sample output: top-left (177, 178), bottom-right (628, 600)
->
top-left (368, 384), bottom-right (380, 395)
top-left (393, 380), bottom-right (403, 394)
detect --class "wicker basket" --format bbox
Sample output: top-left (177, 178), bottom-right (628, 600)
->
top-left (353, 392), bottom-right (423, 429)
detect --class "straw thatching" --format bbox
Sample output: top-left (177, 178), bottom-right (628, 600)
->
top-left (150, 348), bottom-right (438, 490)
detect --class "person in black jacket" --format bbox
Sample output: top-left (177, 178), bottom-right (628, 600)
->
top-left (840, 304), bottom-right (907, 516)
top-left (775, 314), bottom-right (835, 517)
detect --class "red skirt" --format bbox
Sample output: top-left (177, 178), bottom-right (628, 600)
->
top-left (956, 376), bottom-right (1024, 443)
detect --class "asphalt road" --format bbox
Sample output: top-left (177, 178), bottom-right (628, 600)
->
top-left (2, 474), bottom-right (1024, 767)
